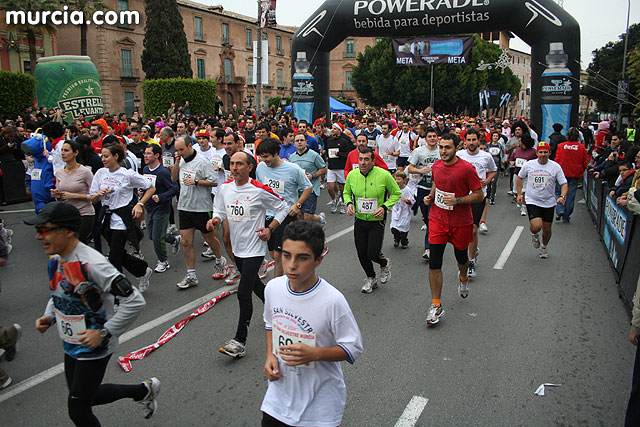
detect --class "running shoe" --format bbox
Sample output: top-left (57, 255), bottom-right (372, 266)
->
top-left (140, 220), bottom-right (146, 230)
top-left (479, 221), bottom-right (488, 234)
top-left (339, 202), bottom-right (346, 214)
top-left (171, 235), bottom-right (182, 254)
top-left (458, 274), bottom-right (469, 298)
top-left (422, 249), bottom-right (430, 261)
top-left (507, 190), bottom-right (514, 196)
top-left (140, 377), bottom-right (160, 419)
top-left (318, 212), bottom-right (326, 225)
top-left (154, 261), bottom-right (170, 273)
top-left (320, 183), bottom-right (325, 189)
top-left (219, 339), bottom-right (246, 358)
top-left (425, 304), bottom-right (444, 326)
top-left (361, 277), bottom-right (378, 293)
top-left (5, 228), bottom-right (13, 245)
top-left (539, 247), bottom-right (549, 259)
top-left (555, 214), bottom-right (562, 221)
top-left (330, 199), bottom-right (338, 213)
top-left (176, 275), bottom-right (198, 289)
top-left (531, 233), bottom-right (540, 249)
top-left (258, 259), bottom-right (269, 279)
top-left (167, 224), bottom-right (178, 234)
top-left (225, 265), bottom-right (241, 284)
top-left (138, 267), bottom-right (153, 293)
top-left (201, 247), bottom-right (216, 259)
top-left (401, 242), bottom-right (408, 249)
top-left (421, 224), bottom-right (427, 231)
top-left (6, 244), bottom-right (12, 254)
top-left (0, 376), bottom-right (12, 390)
top-left (380, 258), bottom-right (391, 284)
top-left (321, 245), bottom-right (329, 257)
top-left (467, 260), bottom-right (476, 278)
top-left (393, 240), bottom-right (400, 248)
top-left (212, 257), bottom-right (229, 280)
top-left (520, 205), bottom-right (527, 216)
top-left (489, 198), bottom-right (495, 205)
top-left (4, 324), bottom-right (21, 362)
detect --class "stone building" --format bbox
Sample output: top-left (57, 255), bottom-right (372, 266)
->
top-left (55, 0), bottom-right (295, 116)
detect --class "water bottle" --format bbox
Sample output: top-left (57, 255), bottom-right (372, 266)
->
top-left (292, 52), bottom-right (314, 123)
top-left (540, 42), bottom-right (572, 142)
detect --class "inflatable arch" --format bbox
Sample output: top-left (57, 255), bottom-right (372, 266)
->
top-left (291, 0), bottom-right (580, 141)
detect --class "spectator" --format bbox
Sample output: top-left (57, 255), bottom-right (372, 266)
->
top-left (555, 127), bottom-right (588, 222)
top-left (617, 149), bottom-right (640, 209)
top-left (548, 123), bottom-right (566, 160)
top-left (609, 157), bottom-right (637, 200)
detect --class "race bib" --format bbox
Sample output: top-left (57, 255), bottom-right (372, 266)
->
top-left (357, 197), bottom-right (377, 214)
top-left (180, 169), bottom-right (196, 183)
top-left (367, 140), bottom-right (376, 148)
top-left (143, 174), bottom-right (157, 187)
top-left (162, 155), bottom-right (174, 167)
top-left (31, 168), bottom-right (42, 180)
top-left (489, 147), bottom-right (501, 156)
top-left (27, 160), bottom-right (35, 170)
top-left (435, 188), bottom-right (454, 211)
top-left (224, 169), bottom-right (232, 180)
top-left (399, 139), bottom-right (409, 146)
top-left (272, 321), bottom-right (316, 368)
top-left (245, 143), bottom-right (255, 153)
top-left (328, 148), bottom-right (339, 159)
top-left (264, 177), bottom-right (285, 194)
top-left (226, 201), bottom-right (251, 221)
top-left (531, 174), bottom-right (549, 187)
top-left (418, 140), bottom-right (427, 148)
top-left (382, 154), bottom-right (393, 163)
top-left (352, 163), bottom-right (360, 170)
top-left (515, 158), bottom-right (526, 168)
top-left (211, 157), bottom-right (223, 169)
top-left (54, 309), bottom-right (86, 345)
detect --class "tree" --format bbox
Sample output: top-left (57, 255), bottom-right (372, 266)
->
top-left (141, 0), bottom-right (192, 79)
top-left (583, 23), bottom-right (640, 115)
top-left (351, 36), bottom-right (520, 113)
top-left (628, 47), bottom-right (640, 117)
top-left (1, 0), bottom-right (57, 75)
top-left (64, 0), bottom-right (106, 56)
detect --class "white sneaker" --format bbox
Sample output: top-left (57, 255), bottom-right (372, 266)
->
top-left (539, 247), bottom-right (549, 259)
top-left (330, 199), bottom-right (339, 213)
top-left (167, 224), bottom-right (178, 234)
top-left (212, 257), bottom-right (229, 280)
top-left (361, 277), bottom-right (378, 293)
top-left (138, 267), bottom-right (153, 293)
top-left (176, 275), bottom-right (198, 289)
top-left (425, 304), bottom-right (445, 325)
top-left (339, 202), bottom-right (346, 214)
top-left (154, 261), bottom-right (170, 273)
top-left (201, 247), bottom-right (216, 259)
top-left (219, 339), bottom-right (246, 358)
top-left (140, 220), bottom-right (146, 230)
top-left (259, 260), bottom-right (275, 279)
top-left (140, 377), bottom-right (160, 419)
top-left (531, 233), bottom-right (540, 249)
top-left (225, 265), bottom-right (241, 284)
top-left (318, 212), bottom-right (326, 225)
top-left (171, 235), bottom-right (182, 254)
top-left (379, 258), bottom-right (391, 284)
top-left (520, 205), bottom-right (527, 216)
top-left (479, 222), bottom-right (488, 233)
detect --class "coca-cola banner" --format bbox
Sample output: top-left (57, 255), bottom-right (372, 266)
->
top-left (393, 36), bottom-right (473, 66)
top-left (260, 0), bottom-right (277, 28)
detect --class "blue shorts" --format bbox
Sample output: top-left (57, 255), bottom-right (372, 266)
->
top-left (300, 192), bottom-right (318, 214)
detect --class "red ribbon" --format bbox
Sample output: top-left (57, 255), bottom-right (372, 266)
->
top-left (118, 290), bottom-right (237, 372)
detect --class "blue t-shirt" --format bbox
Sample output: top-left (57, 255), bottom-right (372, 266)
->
top-left (279, 143), bottom-right (297, 160)
top-left (256, 160), bottom-right (312, 211)
top-left (289, 148), bottom-right (326, 196)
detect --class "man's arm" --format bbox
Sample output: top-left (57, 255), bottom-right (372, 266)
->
top-left (170, 154), bottom-right (181, 181)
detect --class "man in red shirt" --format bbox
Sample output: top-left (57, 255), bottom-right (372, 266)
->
top-left (554, 127), bottom-right (588, 223)
top-left (422, 134), bottom-right (483, 326)
top-left (344, 133), bottom-right (388, 179)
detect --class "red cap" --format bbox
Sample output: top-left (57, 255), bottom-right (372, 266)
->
top-left (196, 129), bottom-right (210, 138)
top-left (537, 141), bottom-right (551, 152)
top-left (332, 122), bottom-right (343, 132)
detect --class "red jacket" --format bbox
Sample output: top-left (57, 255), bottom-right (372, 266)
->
top-left (555, 141), bottom-right (588, 178)
top-left (344, 149), bottom-right (388, 179)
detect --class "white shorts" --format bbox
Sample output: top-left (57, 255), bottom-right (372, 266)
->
top-left (327, 169), bottom-right (346, 184)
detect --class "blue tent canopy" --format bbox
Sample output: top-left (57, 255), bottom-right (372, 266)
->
top-left (284, 97), bottom-right (354, 114)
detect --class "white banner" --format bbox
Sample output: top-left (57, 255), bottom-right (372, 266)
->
top-left (252, 40), bottom-right (269, 85)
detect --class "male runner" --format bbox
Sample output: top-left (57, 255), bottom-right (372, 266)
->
top-left (375, 121), bottom-right (401, 174)
top-left (343, 133), bottom-right (388, 179)
top-left (423, 134), bottom-right (483, 326)
top-left (456, 128), bottom-right (497, 278)
top-left (261, 221), bottom-right (363, 427)
top-left (325, 123), bottom-right (354, 214)
top-left (394, 120), bottom-right (416, 172)
top-left (289, 132), bottom-right (328, 224)
top-left (344, 147), bottom-right (401, 293)
top-left (516, 141), bottom-right (568, 258)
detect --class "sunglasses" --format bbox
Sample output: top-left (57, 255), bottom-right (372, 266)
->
top-left (35, 225), bottom-right (61, 235)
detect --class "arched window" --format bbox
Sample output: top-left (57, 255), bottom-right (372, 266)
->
top-left (224, 58), bottom-right (232, 82)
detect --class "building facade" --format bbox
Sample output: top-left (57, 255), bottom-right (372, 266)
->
top-left (0, 12), bottom-right (57, 73)
top-left (55, 0), bottom-right (295, 116)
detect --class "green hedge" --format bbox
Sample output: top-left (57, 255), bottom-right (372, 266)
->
top-left (0, 71), bottom-right (36, 119)
top-left (268, 96), bottom-right (291, 109)
top-left (142, 78), bottom-right (217, 117)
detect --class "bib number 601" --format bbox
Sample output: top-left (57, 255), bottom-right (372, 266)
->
top-left (278, 335), bottom-right (294, 347)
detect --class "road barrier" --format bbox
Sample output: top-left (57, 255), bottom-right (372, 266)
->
top-left (585, 172), bottom-right (639, 311)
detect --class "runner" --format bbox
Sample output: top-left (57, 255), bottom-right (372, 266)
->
top-left (288, 131), bottom-right (328, 224)
top-left (325, 123), bottom-right (354, 214)
top-left (487, 131), bottom-right (506, 206)
top-left (517, 141), bottom-right (568, 258)
top-left (423, 134), bottom-right (483, 326)
top-left (26, 202), bottom-right (159, 424)
top-left (261, 220), bottom-right (363, 427)
top-left (343, 133), bottom-right (388, 179)
top-left (390, 171), bottom-right (415, 248)
top-left (375, 121), bottom-right (401, 174)
top-left (206, 151), bottom-right (288, 358)
top-left (394, 119), bottom-right (416, 172)
top-left (509, 133), bottom-right (538, 216)
top-left (456, 129), bottom-right (497, 279)
top-left (344, 147), bottom-right (401, 293)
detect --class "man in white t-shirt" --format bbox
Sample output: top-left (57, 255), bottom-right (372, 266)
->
top-left (375, 121), bottom-right (401, 173)
top-left (262, 220), bottom-right (363, 427)
top-left (394, 120), bottom-right (416, 172)
top-left (456, 128), bottom-right (497, 278)
top-left (516, 141), bottom-right (568, 259)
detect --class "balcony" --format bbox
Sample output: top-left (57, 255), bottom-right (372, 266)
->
top-left (217, 76), bottom-right (246, 86)
top-left (194, 32), bottom-right (207, 42)
top-left (121, 67), bottom-right (140, 80)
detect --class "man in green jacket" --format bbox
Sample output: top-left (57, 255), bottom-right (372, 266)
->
top-left (344, 147), bottom-right (402, 293)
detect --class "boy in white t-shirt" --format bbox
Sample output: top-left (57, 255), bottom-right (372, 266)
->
top-left (390, 171), bottom-right (415, 249)
top-left (261, 221), bottom-right (363, 427)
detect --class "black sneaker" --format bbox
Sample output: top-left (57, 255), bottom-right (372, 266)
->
top-left (393, 240), bottom-right (400, 248)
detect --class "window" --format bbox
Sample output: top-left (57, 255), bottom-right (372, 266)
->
top-left (246, 28), bottom-right (252, 49)
top-left (345, 70), bottom-right (353, 90)
top-left (121, 49), bottom-right (132, 77)
top-left (197, 58), bottom-right (206, 79)
top-left (276, 35), bottom-right (282, 55)
top-left (124, 91), bottom-right (134, 116)
top-left (195, 17), bottom-right (203, 41)
top-left (118, 0), bottom-right (131, 28)
top-left (262, 32), bottom-right (267, 40)
top-left (248, 64), bottom-right (254, 85)
top-left (277, 69), bottom-right (283, 88)
top-left (222, 23), bottom-right (229, 44)
top-left (23, 60), bottom-right (32, 74)
top-left (224, 58), bottom-right (232, 82)
top-left (345, 39), bottom-right (355, 57)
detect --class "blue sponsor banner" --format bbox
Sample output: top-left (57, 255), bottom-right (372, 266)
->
top-left (602, 195), bottom-right (635, 279)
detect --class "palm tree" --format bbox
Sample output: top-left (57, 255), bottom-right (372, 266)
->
top-left (1, 0), bottom-right (58, 74)
top-left (64, 0), bottom-right (106, 56)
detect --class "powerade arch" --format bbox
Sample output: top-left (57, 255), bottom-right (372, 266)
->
top-left (291, 0), bottom-right (580, 139)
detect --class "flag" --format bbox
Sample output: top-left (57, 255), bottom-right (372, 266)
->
top-left (260, 0), bottom-right (277, 27)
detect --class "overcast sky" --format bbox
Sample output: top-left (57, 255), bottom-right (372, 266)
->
top-left (209, 0), bottom-right (638, 67)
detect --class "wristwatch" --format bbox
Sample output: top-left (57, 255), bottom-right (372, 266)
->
top-left (295, 202), bottom-right (302, 209)
top-left (194, 178), bottom-right (199, 186)
top-left (267, 226), bottom-right (275, 233)
top-left (99, 328), bottom-right (112, 339)
top-left (560, 195), bottom-right (566, 200)
top-left (456, 197), bottom-right (462, 205)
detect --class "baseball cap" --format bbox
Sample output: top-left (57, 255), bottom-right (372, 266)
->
top-left (196, 129), bottom-right (210, 138)
top-left (537, 141), bottom-right (551, 152)
top-left (24, 201), bottom-right (81, 231)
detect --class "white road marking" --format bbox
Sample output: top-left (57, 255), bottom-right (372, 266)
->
top-left (0, 225), bottom-right (356, 403)
top-left (0, 208), bottom-right (35, 214)
top-left (493, 226), bottom-right (524, 270)
top-left (394, 396), bottom-right (429, 427)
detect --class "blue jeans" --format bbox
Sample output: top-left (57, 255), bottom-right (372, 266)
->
top-left (416, 187), bottom-right (432, 250)
top-left (147, 211), bottom-right (170, 262)
top-left (555, 177), bottom-right (578, 222)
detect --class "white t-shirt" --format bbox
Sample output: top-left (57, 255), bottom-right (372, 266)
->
top-left (518, 159), bottom-right (567, 208)
top-left (456, 150), bottom-right (497, 197)
top-left (395, 130), bottom-right (415, 157)
top-left (390, 186), bottom-right (415, 233)
top-left (193, 145), bottom-right (226, 195)
top-left (262, 276), bottom-right (363, 427)
top-left (90, 167), bottom-right (151, 230)
top-left (375, 134), bottom-right (401, 170)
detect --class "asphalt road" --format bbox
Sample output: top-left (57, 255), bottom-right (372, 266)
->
top-left (0, 177), bottom-right (634, 426)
